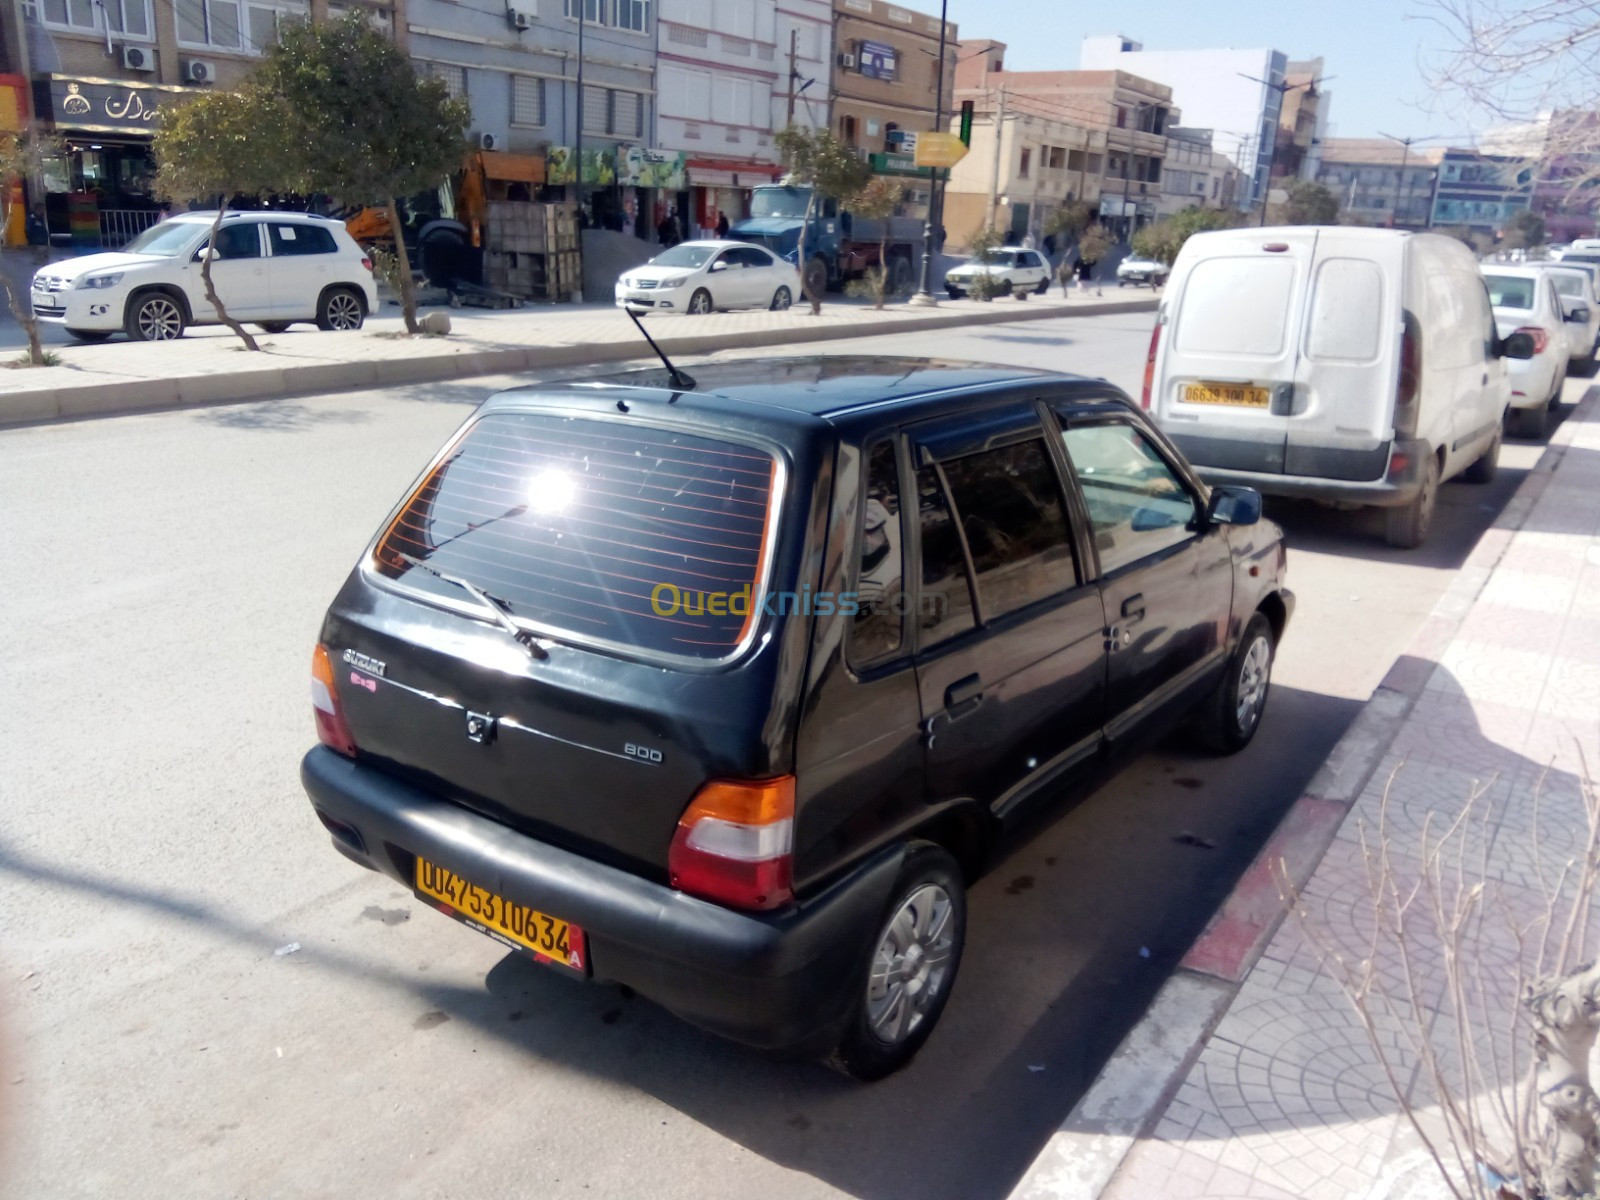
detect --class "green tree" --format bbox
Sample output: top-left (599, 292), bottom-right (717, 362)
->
top-left (774, 125), bottom-right (871, 314)
top-left (1044, 202), bottom-right (1092, 243)
top-left (964, 225), bottom-right (1007, 300)
top-left (1502, 208), bottom-right (1547, 249)
top-left (844, 176), bottom-right (901, 308)
top-left (0, 125), bottom-right (64, 365)
top-left (1279, 179), bottom-right (1340, 225)
top-left (154, 86), bottom-right (293, 351)
top-left (257, 14), bottom-right (470, 334)
top-left (1076, 224), bottom-right (1112, 266)
top-left (1131, 206), bottom-right (1240, 265)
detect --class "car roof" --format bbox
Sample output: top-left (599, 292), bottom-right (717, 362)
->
top-left (485, 355), bottom-right (1105, 421)
top-left (1480, 264), bottom-right (1557, 277)
top-left (673, 239), bottom-right (759, 250)
top-left (170, 210), bottom-right (340, 224)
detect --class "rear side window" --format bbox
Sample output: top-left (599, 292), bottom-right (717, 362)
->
top-left (1484, 274), bottom-right (1534, 310)
top-left (916, 465), bottom-right (977, 646)
top-left (269, 223), bottom-right (338, 256)
top-left (939, 439), bottom-right (1076, 619)
top-left (1175, 256), bottom-right (1297, 357)
top-left (851, 440), bottom-right (905, 663)
top-left (1551, 273), bottom-right (1585, 298)
top-left (1305, 258), bottom-right (1382, 362)
top-left (373, 412), bottom-right (777, 660)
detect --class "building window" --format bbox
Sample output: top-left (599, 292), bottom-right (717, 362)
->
top-left (840, 114), bottom-right (858, 147)
top-left (511, 76), bottom-right (545, 127)
top-left (423, 62), bottom-right (467, 99)
top-left (177, 0), bottom-right (305, 51)
top-left (614, 0), bottom-right (649, 32)
top-left (1018, 148), bottom-right (1031, 179)
top-left (1047, 146), bottom-right (1065, 170)
top-left (583, 86), bottom-right (643, 137)
top-left (44, 0), bottom-right (153, 38)
top-left (565, 0), bottom-right (650, 31)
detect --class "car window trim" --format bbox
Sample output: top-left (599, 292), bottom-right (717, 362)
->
top-left (845, 433), bottom-right (911, 673)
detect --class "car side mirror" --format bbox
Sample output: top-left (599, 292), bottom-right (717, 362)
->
top-left (710, 261), bottom-right (728, 272)
top-left (1570, 306), bottom-right (1592, 323)
top-left (1500, 331), bottom-right (1536, 360)
top-left (1206, 485), bottom-right (1262, 526)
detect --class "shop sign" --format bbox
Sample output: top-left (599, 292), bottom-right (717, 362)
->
top-left (866, 151), bottom-right (931, 179)
top-left (858, 40), bottom-right (898, 82)
top-left (36, 75), bottom-right (189, 135)
top-left (546, 146), bottom-right (617, 186)
top-left (616, 145), bottom-right (687, 191)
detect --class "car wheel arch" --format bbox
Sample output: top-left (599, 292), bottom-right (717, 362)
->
top-left (318, 283), bottom-right (368, 316)
top-left (128, 284), bottom-right (192, 324)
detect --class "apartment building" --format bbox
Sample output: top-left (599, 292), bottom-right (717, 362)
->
top-left (941, 103), bottom-right (1107, 246)
top-left (1430, 147), bottom-right (1533, 233)
top-left (1158, 126), bottom-right (1240, 215)
top-left (1314, 138), bottom-right (1443, 230)
top-left (1080, 34), bottom-right (1292, 212)
top-left (1485, 111), bottom-right (1600, 240)
top-left (1272, 58), bottom-right (1328, 182)
top-left (830, 0), bottom-right (955, 169)
top-left (954, 40), bottom-right (1174, 237)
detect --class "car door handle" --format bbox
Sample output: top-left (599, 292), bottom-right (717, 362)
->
top-left (944, 673), bottom-right (983, 719)
top-left (1121, 594), bottom-right (1146, 624)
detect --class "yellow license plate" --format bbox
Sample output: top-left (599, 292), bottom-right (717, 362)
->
top-left (1183, 383), bottom-right (1270, 408)
top-left (414, 856), bottom-right (587, 973)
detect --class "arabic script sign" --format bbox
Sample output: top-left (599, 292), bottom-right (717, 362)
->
top-left (37, 76), bottom-right (190, 135)
top-left (615, 145), bottom-right (686, 191)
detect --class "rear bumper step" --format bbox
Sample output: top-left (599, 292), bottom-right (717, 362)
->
top-left (1182, 437), bottom-right (1428, 507)
top-left (300, 746), bottom-right (900, 1051)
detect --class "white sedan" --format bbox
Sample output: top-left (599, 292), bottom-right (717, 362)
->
top-left (614, 240), bottom-right (800, 315)
top-left (1116, 255), bottom-right (1170, 287)
top-left (944, 248), bottom-right (1052, 299)
top-left (1482, 265), bottom-right (1572, 438)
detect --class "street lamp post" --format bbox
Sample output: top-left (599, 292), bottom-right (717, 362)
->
top-left (571, 0), bottom-right (587, 301)
top-left (909, 0), bottom-right (950, 307)
top-left (1379, 132), bottom-right (1420, 229)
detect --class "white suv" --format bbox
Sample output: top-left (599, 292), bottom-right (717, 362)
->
top-left (31, 211), bottom-right (379, 343)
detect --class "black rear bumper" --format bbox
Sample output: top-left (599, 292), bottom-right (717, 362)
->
top-left (300, 747), bottom-right (901, 1052)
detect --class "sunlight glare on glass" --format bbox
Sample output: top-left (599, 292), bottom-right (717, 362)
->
top-left (527, 468), bottom-right (577, 514)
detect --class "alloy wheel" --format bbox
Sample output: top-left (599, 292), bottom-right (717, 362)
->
top-left (866, 883), bottom-right (957, 1046)
top-left (137, 297), bottom-right (183, 341)
top-left (325, 292), bottom-right (363, 330)
top-left (1234, 635), bottom-right (1272, 733)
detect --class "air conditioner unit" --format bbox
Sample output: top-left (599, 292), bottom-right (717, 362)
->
top-left (837, 52), bottom-right (856, 69)
top-left (121, 45), bottom-right (155, 72)
top-left (477, 131), bottom-right (501, 151)
top-left (181, 59), bottom-right (216, 84)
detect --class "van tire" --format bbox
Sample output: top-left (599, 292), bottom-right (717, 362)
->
top-left (1193, 613), bottom-right (1275, 754)
top-left (1384, 453), bottom-right (1439, 549)
top-left (827, 842), bottom-right (966, 1082)
top-left (1462, 422), bottom-right (1501, 484)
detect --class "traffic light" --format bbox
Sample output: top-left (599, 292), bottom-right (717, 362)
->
top-left (959, 100), bottom-right (974, 147)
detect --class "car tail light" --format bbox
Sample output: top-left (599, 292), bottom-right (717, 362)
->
top-left (1517, 325), bottom-right (1550, 354)
top-left (1140, 320), bottom-right (1162, 409)
top-left (668, 776), bottom-right (795, 911)
top-left (311, 644), bottom-right (357, 757)
top-left (361, 256), bottom-right (373, 272)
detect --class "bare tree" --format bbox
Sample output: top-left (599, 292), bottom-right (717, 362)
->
top-left (0, 125), bottom-right (64, 366)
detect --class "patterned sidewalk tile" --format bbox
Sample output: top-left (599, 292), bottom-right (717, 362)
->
top-left (1453, 604), bottom-right (1567, 658)
top-left (1432, 641), bottom-right (1555, 711)
top-left (1386, 691), bottom-right (1535, 775)
top-left (1537, 658), bottom-right (1600, 725)
top-left (1473, 569), bottom-right (1578, 617)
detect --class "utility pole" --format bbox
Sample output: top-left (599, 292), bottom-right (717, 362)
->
top-left (985, 89), bottom-right (1007, 230)
top-left (1380, 132), bottom-right (1418, 230)
top-left (786, 29), bottom-right (799, 128)
top-left (572, 0), bottom-right (586, 301)
top-left (910, 0), bottom-right (950, 305)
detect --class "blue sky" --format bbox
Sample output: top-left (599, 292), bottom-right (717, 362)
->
top-left (899, 0), bottom-right (1476, 143)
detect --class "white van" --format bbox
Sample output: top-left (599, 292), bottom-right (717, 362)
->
top-left (1146, 226), bottom-right (1532, 548)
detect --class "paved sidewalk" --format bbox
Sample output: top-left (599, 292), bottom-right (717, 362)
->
top-left (0, 286), bottom-right (1154, 425)
top-left (1012, 387), bottom-right (1600, 1200)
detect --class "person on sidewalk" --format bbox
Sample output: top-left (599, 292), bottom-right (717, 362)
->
top-left (1076, 255), bottom-right (1097, 295)
top-left (715, 211), bottom-right (730, 239)
top-left (25, 203), bottom-right (49, 267)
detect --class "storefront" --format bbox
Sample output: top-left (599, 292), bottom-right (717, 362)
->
top-left (684, 158), bottom-right (783, 239)
top-left (31, 75), bottom-right (189, 248)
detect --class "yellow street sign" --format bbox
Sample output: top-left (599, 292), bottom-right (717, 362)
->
top-left (914, 132), bottom-right (969, 169)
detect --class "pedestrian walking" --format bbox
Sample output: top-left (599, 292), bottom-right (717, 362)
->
top-left (715, 211), bottom-right (730, 239)
top-left (1075, 255), bottom-right (1094, 293)
top-left (657, 208), bottom-right (681, 247)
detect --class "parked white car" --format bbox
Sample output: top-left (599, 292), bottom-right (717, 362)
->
top-left (1149, 226), bottom-right (1530, 548)
top-left (943, 248), bottom-right (1051, 299)
top-left (1482, 265), bottom-right (1573, 438)
top-left (1544, 263), bottom-right (1600, 368)
top-left (31, 211), bottom-right (377, 342)
top-left (1116, 255), bottom-right (1170, 287)
top-left (614, 240), bottom-right (800, 315)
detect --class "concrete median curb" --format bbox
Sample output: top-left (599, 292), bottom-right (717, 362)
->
top-left (0, 295), bottom-right (1156, 427)
top-left (1005, 383), bottom-right (1600, 1200)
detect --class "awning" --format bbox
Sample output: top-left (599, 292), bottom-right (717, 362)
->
top-left (686, 158), bottom-right (782, 189)
top-left (479, 150), bottom-right (545, 185)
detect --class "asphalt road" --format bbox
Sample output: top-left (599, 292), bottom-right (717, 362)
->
top-left (1, 311), bottom-right (1580, 1199)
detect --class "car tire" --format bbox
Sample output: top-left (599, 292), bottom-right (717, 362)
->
top-left (1194, 613), bottom-right (1276, 754)
top-left (316, 287), bottom-right (366, 332)
top-left (770, 286), bottom-right (792, 311)
top-left (803, 257), bottom-right (828, 302)
top-left (827, 842), bottom-right (966, 1082)
top-left (945, 286), bottom-right (961, 300)
top-left (1035, 276), bottom-right (1050, 295)
top-left (257, 321), bottom-right (292, 334)
top-left (1515, 402), bottom-right (1548, 439)
top-left (124, 291), bottom-right (186, 342)
top-left (1384, 452), bottom-right (1440, 549)
top-left (998, 279), bottom-right (1014, 297)
top-left (66, 328), bottom-right (112, 343)
top-left (688, 288), bottom-right (713, 315)
top-left (1462, 419), bottom-right (1501, 484)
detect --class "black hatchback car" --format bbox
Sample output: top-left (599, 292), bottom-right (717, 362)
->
top-left (301, 356), bottom-right (1293, 1080)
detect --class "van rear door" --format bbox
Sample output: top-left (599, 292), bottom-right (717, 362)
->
top-left (1155, 230), bottom-right (1317, 476)
top-left (1283, 232), bottom-right (1403, 481)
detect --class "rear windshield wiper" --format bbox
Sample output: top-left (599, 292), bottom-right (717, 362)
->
top-left (397, 553), bottom-right (549, 661)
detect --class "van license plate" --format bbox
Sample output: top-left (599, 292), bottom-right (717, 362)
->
top-left (414, 856), bottom-right (588, 974)
top-left (1184, 383), bottom-right (1270, 408)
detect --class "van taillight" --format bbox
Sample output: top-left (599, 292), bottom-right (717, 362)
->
top-left (668, 776), bottom-right (795, 911)
top-left (1394, 315), bottom-right (1422, 437)
top-left (311, 644), bottom-right (358, 757)
top-left (1140, 320), bottom-right (1162, 409)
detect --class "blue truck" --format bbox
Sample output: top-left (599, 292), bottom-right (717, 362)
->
top-left (729, 184), bottom-right (927, 298)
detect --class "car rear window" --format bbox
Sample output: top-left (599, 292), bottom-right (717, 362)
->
top-left (373, 412), bottom-right (778, 659)
top-left (1483, 274), bottom-right (1534, 310)
top-left (1175, 256), bottom-right (1297, 357)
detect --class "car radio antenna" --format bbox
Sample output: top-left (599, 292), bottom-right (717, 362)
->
top-left (624, 305), bottom-right (696, 394)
